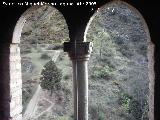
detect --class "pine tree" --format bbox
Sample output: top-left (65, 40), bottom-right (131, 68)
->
top-left (40, 60), bottom-right (62, 96)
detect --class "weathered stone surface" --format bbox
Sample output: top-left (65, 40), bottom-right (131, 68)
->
top-left (10, 44), bottom-right (22, 120)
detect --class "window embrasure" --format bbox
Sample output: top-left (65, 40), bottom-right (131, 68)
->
top-left (11, 4), bottom-right (73, 120)
top-left (85, 1), bottom-right (153, 120)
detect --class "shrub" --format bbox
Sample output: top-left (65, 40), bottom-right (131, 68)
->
top-left (22, 49), bottom-right (32, 54)
top-left (40, 60), bottom-right (62, 96)
top-left (89, 105), bottom-right (106, 120)
top-left (129, 99), bottom-right (142, 120)
top-left (22, 31), bottom-right (32, 36)
top-left (54, 45), bottom-right (63, 50)
top-left (47, 44), bottom-right (63, 50)
top-left (98, 111), bottom-right (106, 120)
top-left (90, 66), bottom-right (114, 80)
top-left (40, 53), bottom-right (51, 59)
top-left (63, 75), bottom-right (71, 80)
top-left (118, 93), bottom-right (132, 113)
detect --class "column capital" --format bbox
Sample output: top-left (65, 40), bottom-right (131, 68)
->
top-left (63, 42), bottom-right (93, 61)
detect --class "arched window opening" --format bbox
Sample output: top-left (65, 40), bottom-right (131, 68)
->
top-left (85, 1), bottom-right (153, 120)
top-left (11, 5), bottom-right (73, 120)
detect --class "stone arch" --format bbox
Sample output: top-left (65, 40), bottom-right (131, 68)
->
top-left (85, 1), bottom-right (154, 120)
top-left (9, 4), bottom-right (69, 120)
top-left (12, 5), bottom-right (69, 44)
top-left (12, 5), bottom-right (43, 44)
top-left (85, 1), bottom-right (151, 42)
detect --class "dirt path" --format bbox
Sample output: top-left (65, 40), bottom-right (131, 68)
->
top-left (23, 85), bottom-right (41, 120)
top-left (33, 101), bottom-right (54, 119)
top-left (23, 50), bottom-right (61, 120)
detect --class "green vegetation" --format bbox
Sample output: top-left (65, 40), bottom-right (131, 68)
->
top-left (63, 74), bottom-right (71, 80)
top-left (21, 5), bottom-right (72, 120)
top-left (40, 53), bottom-right (51, 59)
top-left (90, 65), bottom-right (114, 79)
top-left (21, 5), bottom-right (69, 45)
top-left (21, 2), bottom-right (149, 120)
top-left (40, 60), bottom-right (62, 96)
top-left (87, 2), bottom-right (149, 120)
top-left (89, 104), bottom-right (106, 120)
top-left (119, 93), bottom-right (132, 113)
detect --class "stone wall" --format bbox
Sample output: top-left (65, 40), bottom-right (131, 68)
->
top-left (0, 44), bottom-right (23, 120)
top-left (10, 44), bottom-right (22, 120)
top-left (149, 43), bottom-right (155, 120)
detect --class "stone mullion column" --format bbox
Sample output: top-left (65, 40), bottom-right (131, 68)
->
top-left (64, 42), bottom-right (92, 120)
top-left (72, 60), bottom-right (78, 119)
top-left (76, 60), bottom-right (88, 120)
top-left (10, 44), bottom-right (22, 120)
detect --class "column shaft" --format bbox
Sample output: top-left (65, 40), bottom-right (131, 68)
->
top-left (64, 42), bottom-right (92, 120)
top-left (72, 61), bottom-right (78, 120)
top-left (72, 60), bottom-right (88, 120)
top-left (76, 61), bottom-right (88, 120)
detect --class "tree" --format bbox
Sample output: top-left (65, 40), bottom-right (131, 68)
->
top-left (40, 60), bottom-right (62, 96)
